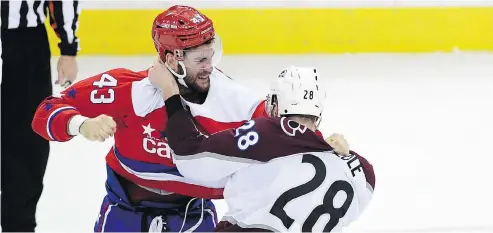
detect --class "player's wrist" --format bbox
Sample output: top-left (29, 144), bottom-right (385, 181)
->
top-left (164, 94), bottom-right (184, 118)
top-left (68, 114), bottom-right (89, 136)
top-left (160, 84), bottom-right (180, 101)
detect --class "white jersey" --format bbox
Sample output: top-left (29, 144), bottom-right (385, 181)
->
top-left (221, 151), bottom-right (373, 232)
top-left (167, 116), bottom-right (376, 232)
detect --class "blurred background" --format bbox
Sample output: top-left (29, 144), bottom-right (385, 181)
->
top-left (31, 0), bottom-right (493, 232)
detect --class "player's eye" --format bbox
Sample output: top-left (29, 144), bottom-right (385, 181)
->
top-left (196, 57), bottom-right (209, 64)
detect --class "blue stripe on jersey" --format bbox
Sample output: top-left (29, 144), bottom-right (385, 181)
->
top-left (48, 107), bottom-right (75, 141)
top-left (113, 146), bottom-right (183, 176)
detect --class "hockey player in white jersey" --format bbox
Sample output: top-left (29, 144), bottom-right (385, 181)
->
top-left (158, 65), bottom-right (376, 232)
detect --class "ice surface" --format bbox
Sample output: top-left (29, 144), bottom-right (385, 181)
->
top-left (36, 53), bottom-right (493, 232)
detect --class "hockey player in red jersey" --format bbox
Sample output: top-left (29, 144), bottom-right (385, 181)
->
top-left (157, 65), bottom-right (376, 232)
top-left (31, 5), bottom-right (268, 232)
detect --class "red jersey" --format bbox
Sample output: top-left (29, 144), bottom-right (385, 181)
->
top-left (32, 67), bottom-right (267, 199)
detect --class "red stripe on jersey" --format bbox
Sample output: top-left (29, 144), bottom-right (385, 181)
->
top-left (192, 100), bottom-right (267, 135)
top-left (106, 152), bottom-right (224, 199)
top-left (194, 116), bottom-right (247, 135)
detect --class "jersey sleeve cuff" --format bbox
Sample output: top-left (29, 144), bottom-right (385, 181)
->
top-left (165, 94), bottom-right (184, 118)
top-left (59, 40), bottom-right (79, 56)
top-left (49, 108), bottom-right (80, 141)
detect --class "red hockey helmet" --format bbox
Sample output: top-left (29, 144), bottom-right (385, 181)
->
top-left (152, 5), bottom-right (223, 87)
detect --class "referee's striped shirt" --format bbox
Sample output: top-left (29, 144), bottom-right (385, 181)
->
top-left (1, 0), bottom-right (80, 55)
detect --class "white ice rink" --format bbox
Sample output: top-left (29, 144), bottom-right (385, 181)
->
top-left (36, 53), bottom-right (493, 232)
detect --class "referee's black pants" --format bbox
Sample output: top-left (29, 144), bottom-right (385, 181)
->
top-left (1, 25), bottom-right (53, 232)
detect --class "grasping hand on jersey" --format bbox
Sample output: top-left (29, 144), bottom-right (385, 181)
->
top-left (79, 114), bottom-right (117, 142)
top-left (148, 57), bottom-right (180, 100)
top-left (326, 133), bottom-right (351, 156)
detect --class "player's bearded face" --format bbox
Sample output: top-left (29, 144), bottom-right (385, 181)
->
top-left (182, 45), bottom-right (216, 92)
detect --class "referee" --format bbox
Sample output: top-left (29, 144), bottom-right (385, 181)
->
top-left (1, 1), bottom-right (80, 231)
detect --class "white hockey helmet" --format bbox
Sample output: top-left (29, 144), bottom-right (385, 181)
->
top-left (266, 66), bottom-right (326, 119)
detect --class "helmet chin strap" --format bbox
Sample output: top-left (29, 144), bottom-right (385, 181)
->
top-left (165, 61), bottom-right (188, 88)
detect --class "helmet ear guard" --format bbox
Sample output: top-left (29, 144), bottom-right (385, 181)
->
top-left (174, 49), bottom-right (184, 60)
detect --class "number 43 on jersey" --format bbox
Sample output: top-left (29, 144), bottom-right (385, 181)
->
top-left (90, 74), bottom-right (118, 104)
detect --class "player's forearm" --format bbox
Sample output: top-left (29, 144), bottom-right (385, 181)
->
top-left (32, 100), bottom-right (81, 142)
top-left (165, 94), bottom-right (253, 183)
top-left (165, 94), bottom-right (225, 181)
top-left (165, 94), bottom-right (205, 155)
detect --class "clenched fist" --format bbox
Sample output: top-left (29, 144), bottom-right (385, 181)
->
top-left (326, 133), bottom-right (350, 156)
top-left (79, 114), bottom-right (117, 142)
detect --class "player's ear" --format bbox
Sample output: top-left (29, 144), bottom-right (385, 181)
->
top-left (165, 52), bottom-right (179, 71)
top-left (271, 102), bottom-right (279, 117)
top-left (271, 94), bottom-right (279, 117)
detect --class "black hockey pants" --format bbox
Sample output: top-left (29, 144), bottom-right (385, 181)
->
top-left (1, 24), bottom-right (53, 232)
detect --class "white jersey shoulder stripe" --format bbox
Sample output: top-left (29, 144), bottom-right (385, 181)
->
top-left (131, 78), bottom-right (165, 117)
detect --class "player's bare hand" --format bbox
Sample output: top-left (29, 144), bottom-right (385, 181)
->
top-left (326, 133), bottom-right (350, 156)
top-left (148, 57), bottom-right (179, 100)
top-left (56, 55), bottom-right (78, 88)
top-left (79, 114), bottom-right (117, 142)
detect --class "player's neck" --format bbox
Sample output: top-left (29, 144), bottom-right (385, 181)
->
top-left (179, 84), bottom-right (208, 104)
top-left (286, 116), bottom-right (317, 132)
